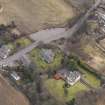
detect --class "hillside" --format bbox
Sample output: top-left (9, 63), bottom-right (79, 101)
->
top-left (0, 0), bottom-right (76, 34)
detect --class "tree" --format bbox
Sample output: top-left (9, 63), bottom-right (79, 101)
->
top-left (63, 85), bottom-right (68, 97)
top-left (66, 98), bottom-right (75, 105)
top-left (68, 59), bottom-right (77, 71)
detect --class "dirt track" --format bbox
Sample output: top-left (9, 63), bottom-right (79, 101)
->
top-left (0, 74), bottom-right (30, 105)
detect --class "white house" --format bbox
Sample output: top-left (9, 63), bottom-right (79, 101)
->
top-left (65, 71), bottom-right (81, 86)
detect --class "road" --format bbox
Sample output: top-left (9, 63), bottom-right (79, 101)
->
top-left (0, 0), bottom-right (101, 66)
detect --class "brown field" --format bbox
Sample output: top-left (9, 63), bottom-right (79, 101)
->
top-left (0, 0), bottom-right (75, 34)
top-left (0, 75), bottom-right (30, 105)
top-left (67, 35), bottom-right (105, 76)
top-left (81, 37), bottom-right (105, 75)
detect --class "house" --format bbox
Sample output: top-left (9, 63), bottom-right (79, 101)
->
top-left (54, 69), bottom-right (81, 86)
top-left (11, 71), bottom-right (20, 81)
top-left (0, 45), bottom-right (11, 59)
top-left (41, 49), bottom-right (55, 63)
top-left (66, 71), bottom-right (81, 86)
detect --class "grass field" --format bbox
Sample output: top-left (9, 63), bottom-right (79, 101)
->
top-left (79, 67), bottom-right (100, 87)
top-left (0, 0), bottom-right (75, 34)
top-left (44, 79), bottom-right (88, 103)
top-left (29, 48), bottom-right (64, 72)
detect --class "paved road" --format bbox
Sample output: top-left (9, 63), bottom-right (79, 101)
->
top-left (0, 0), bottom-right (101, 66)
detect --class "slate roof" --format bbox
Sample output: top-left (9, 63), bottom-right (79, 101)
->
top-left (41, 49), bottom-right (55, 63)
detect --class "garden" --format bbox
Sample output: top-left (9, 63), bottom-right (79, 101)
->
top-left (29, 47), bottom-right (64, 72)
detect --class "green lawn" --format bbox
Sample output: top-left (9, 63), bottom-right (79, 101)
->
top-left (79, 67), bottom-right (100, 88)
top-left (44, 79), bottom-right (88, 103)
top-left (29, 48), bottom-right (64, 72)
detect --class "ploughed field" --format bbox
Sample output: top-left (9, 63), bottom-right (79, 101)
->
top-left (0, 75), bottom-right (30, 105)
top-left (0, 0), bottom-right (75, 34)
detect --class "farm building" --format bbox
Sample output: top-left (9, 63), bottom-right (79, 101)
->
top-left (11, 71), bottom-right (20, 81)
top-left (41, 49), bottom-right (55, 63)
top-left (66, 71), bottom-right (81, 86)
